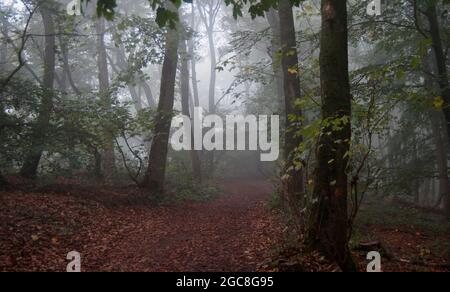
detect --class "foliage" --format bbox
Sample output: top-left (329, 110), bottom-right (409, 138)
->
top-left (88, 0), bottom-right (193, 27)
top-left (0, 77), bottom-right (155, 177)
top-left (166, 152), bottom-right (219, 202)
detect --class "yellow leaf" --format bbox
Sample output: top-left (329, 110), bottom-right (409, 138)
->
top-left (31, 235), bottom-right (39, 241)
top-left (288, 67), bottom-right (298, 75)
top-left (433, 96), bottom-right (444, 110)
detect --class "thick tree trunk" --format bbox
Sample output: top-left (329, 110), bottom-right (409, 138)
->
top-left (96, 17), bottom-right (116, 181)
top-left (426, 3), bottom-right (450, 153)
top-left (142, 6), bottom-right (179, 193)
top-left (278, 0), bottom-right (304, 212)
top-left (307, 0), bottom-right (356, 272)
top-left (427, 3), bottom-right (450, 219)
top-left (20, 6), bottom-right (55, 178)
top-left (180, 36), bottom-right (202, 183)
top-left (423, 50), bottom-right (450, 215)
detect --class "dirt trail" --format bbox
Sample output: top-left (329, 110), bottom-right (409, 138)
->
top-left (0, 179), bottom-right (280, 272)
top-left (86, 179), bottom-right (277, 272)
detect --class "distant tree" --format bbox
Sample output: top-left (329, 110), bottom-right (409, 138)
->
top-left (188, 2), bottom-right (200, 109)
top-left (180, 28), bottom-right (202, 183)
top-left (196, 0), bottom-right (221, 114)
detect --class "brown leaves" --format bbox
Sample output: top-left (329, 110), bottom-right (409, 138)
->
top-left (0, 180), bottom-right (281, 272)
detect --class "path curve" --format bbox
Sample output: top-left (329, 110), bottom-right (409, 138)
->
top-left (86, 179), bottom-right (279, 272)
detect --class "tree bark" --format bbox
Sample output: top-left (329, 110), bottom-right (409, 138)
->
top-left (278, 0), bottom-right (304, 212)
top-left (142, 5), bottom-right (179, 193)
top-left (423, 49), bottom-right (450, 215)
top-left (431, 112), bottom-right (450, 211)
top-left (425, 3), bottom-right (450, 152)
top-left (180, 35), bottom-right (202, 183)
top-left (266, 8), bottom-right (284, 111)
top-left (426, 3), bottom-right (450, 219)
top-left (20, 5), bottom-right (55, 178)
top-left (96, 17), bottom-right (116, 181)
top-left (307, 0), bottom-right (356, 272)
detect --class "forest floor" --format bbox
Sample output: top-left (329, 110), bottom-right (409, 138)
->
top-left (0, 177), bottom-right (449, 272)
top-left (0, 179), bottom-right (282, 272)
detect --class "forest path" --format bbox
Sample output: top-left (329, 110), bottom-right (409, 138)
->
top-left (85, 179), bottom-right (280, 272)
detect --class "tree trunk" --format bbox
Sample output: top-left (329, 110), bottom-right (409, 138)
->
top-left (423, 49), bottom-right (450, 215)
top-left (278, 0), bottom-right (304, 214)
top-left (266, 8), bottom-right (284, 112)
top-left (197, 1), bottom-right (220, 176)
top-left (425, 3), bottom-right (450, 152)
top-left (20, 6), bottom-right (55, 178)
top-left (307, 0), bottom-right (356, 272)
top-left (412, 133), bottom-right (420, 205)
top-left (189, 2), bottom-right (200, 108)
top-left (0, 11), bottom-right (8, 184)
top-left (180, 35), bottom-right (202, 183)
top-left (0, 11), bottom-right (8, 73)
top-left (426, 3), bottom-right (450, 219)
top-left (206, 25), bottom-right (216, 114)
top-left (431, 112), bottom-right (450, 211)
top-left (58, 26), bottom-right (81, 95)
top-left (205, 20), bottom-right (217, 176)
top-left (142, 5), bottom-right (179, 193)
top-left (0, 170), bottom-right (7, 187)
top-left (96, 17), bottom-right (116, 181)
top-left (140, 81), bottom-right (156, 108)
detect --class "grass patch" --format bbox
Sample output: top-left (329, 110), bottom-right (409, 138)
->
top-left (353, 195), bottom-right (450, 236)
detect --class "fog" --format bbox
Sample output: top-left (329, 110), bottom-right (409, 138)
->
top-left (0, 0), bottom-right (449, 273)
